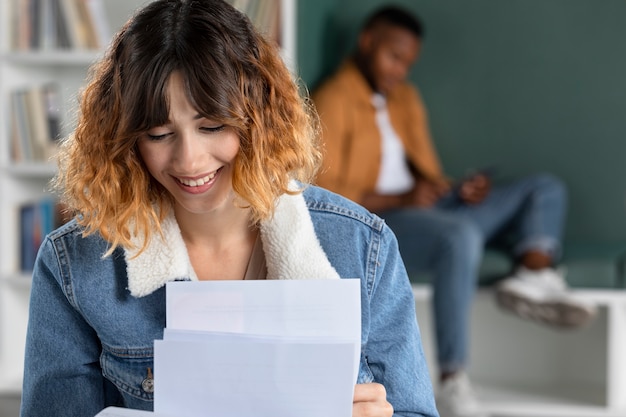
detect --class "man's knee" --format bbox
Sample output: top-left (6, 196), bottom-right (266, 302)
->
top-left (528, 173), bottom-right (568, 203)
top-left (439, 218), bottom-right (483, 263)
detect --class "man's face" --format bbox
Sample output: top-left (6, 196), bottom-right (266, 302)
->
top-left (360, 23), bottom-right (421, 95)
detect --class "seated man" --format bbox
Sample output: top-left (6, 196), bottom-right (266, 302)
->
top-left (312, 5), bottom-right (597, 417)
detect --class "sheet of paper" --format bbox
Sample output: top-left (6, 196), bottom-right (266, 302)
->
top-left (165, 279), bottom-right (361, 340)
top-left (154, 337), bottom-right (356, 417)
top-left (157, 279), bottom-right (362, 417)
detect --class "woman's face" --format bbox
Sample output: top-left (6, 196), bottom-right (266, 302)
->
top-left (137, 71), bottom-right (240, 216)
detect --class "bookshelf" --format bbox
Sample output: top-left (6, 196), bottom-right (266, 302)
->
top-left (0, 0), bottom-right (297, 395)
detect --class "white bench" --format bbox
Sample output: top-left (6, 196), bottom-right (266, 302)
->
top-left (412, 284), bottom-right (626, 416)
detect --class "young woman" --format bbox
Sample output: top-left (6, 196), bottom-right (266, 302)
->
top-left (20, 1), bottom-right (438, 416)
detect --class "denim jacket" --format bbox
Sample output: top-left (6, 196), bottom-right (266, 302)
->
top-left (20, 185), bottom-right (438, 417)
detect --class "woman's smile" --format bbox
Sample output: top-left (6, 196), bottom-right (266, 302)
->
top-left (174, 168), bottom-right (222, 194)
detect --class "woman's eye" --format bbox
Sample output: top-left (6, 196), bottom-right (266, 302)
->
top-left (146, 132), bottom-right (170, 141)
top-left (201, 125), bottom-right (226, 133)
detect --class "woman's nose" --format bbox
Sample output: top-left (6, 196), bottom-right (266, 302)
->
top-left (173, 131), bottom-right (204, 171)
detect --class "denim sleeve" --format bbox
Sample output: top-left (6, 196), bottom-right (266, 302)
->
top-left (365, 225), bottom-right (439, 417)
top-left (21, 237), bottom-right (108, 417)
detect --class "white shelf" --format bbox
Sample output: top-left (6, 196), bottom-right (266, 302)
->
top-left (0, 50), bottom-right (102, 66)
top-left (0, 273), bottom-right (33, 287)
top-left (0, 376), bottom-right (23, 396)
top-left (3, 162), bottom-right (57, 178)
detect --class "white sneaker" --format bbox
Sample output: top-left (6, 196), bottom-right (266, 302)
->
top-left (496, 266), bottom-right (597, 328)
top-left (436, 372), bottom-right (489, 417)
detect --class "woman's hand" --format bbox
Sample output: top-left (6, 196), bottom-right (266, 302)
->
top-left (353, 383), bottom-right (393, 417)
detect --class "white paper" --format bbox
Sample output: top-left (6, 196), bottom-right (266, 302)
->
top-left (155, 279), bottom-right (362, 417)
top-left (154, 337), bottom-right (356, 417)
top-left (165, 279), bottom-right (361, 340)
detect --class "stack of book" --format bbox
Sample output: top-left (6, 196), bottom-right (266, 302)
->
top-left (10, 83), bottom-right (61, 163)
top-left (9, 0), bottom-right (110, 51)
top-left (229, 0), bottom-right (281, 44)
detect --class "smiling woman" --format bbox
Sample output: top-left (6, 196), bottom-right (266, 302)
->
top-left (20, 1), bottom-right (439, 416)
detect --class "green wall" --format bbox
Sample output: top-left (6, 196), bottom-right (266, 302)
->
top-left (298, 0), bottom-right (626, 242)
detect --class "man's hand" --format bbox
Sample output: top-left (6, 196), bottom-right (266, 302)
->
top-left (404, 179), bottom-right (449, 208)
top-left (458, 173), bottom-right (491, 205)
top-left (352, 383), bottom-right (393, 417)
top-left (361, 178), bottom-right (449, 213)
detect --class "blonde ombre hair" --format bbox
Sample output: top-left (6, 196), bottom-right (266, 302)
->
top-left (54, 0), bottom-right (321, 254)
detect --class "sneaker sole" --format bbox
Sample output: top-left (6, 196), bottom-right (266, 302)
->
top-left (495, 288), bottom-right (597, 328)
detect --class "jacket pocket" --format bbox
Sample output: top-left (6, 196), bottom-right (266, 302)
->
top-left (101, 346), bottom-right (155, 404)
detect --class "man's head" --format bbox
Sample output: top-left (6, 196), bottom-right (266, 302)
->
top-left (356, 6), bottom-right (424, 95)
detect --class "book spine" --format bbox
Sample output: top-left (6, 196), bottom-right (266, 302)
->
top-left (11, 90), bottom-right (34, 161)
top-left (83, 0), bottom-right (110, 48)
top-left (58, 0), bottom-right (88, 49)
top-left (24, 86), bottom-right (49, 162)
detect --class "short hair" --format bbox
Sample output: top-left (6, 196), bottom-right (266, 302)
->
top-left (362, 5), bottom-right (424, 39)
top-left (54, 0), bottom-right (321, 254)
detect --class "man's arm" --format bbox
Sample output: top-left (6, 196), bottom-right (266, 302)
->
top-left (312, 88), bottom-right (358, 200)
top-left (362, 178), bottom-right (450, 214)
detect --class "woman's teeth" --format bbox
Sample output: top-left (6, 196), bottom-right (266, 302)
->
top-left (178, 172), bottom-right (216, 187)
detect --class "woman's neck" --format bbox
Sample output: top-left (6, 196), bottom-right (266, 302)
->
top-left (174, 204), bottom-right (259, 281)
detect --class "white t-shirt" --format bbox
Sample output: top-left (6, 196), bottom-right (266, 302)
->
top-left (372, 93), bottom-right (415, 195)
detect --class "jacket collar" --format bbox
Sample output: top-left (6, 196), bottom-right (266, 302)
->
top-left (125, 191), bottom-right (340, 297)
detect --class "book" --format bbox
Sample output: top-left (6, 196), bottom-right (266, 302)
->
top-left (58, 0), bottom-right (91, 49)
top-left (83, 0), bottom-right (111, 49)
top-left (41, 82), bottom-right (62, 148)
top-left (39, 0), bottom-right (60, 49)
top-left (19, 199), bottom-right (69, 271)
top-left (9, 84), bottom-right (62, 163)
top-left (74, 0), bottom-right (99, 48)
top-left (14, 0), bottom-right (32, 50)
top-left (54, 0), bottom-right (72, 48)
top-left (24, 86), bottom-right (50, 161)
top-left (10, 90), bottom-right (34, 162)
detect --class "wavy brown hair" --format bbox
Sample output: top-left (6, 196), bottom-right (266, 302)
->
top-left (54, 0), bottom-right (321, 254)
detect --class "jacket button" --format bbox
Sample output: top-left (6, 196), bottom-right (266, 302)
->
top-left (142, 367), bottom-right (154, 393)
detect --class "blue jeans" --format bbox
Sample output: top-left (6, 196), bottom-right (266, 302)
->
top-left (379, 173), bottom-right (567, 374)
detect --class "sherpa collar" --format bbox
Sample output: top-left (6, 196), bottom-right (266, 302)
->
top-left (125, 192), bottom-right (340, 297)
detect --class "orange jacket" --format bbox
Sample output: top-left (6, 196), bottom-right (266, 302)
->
top-left (312, 59), bottom-right (446, 204)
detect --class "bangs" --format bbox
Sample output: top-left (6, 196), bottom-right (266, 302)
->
top-left (116, 55), bottom-right (175, 135)
top-left (181, 61), bottom-right (245, 126)
top-left (118, 59), bottom-right (245, 136)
